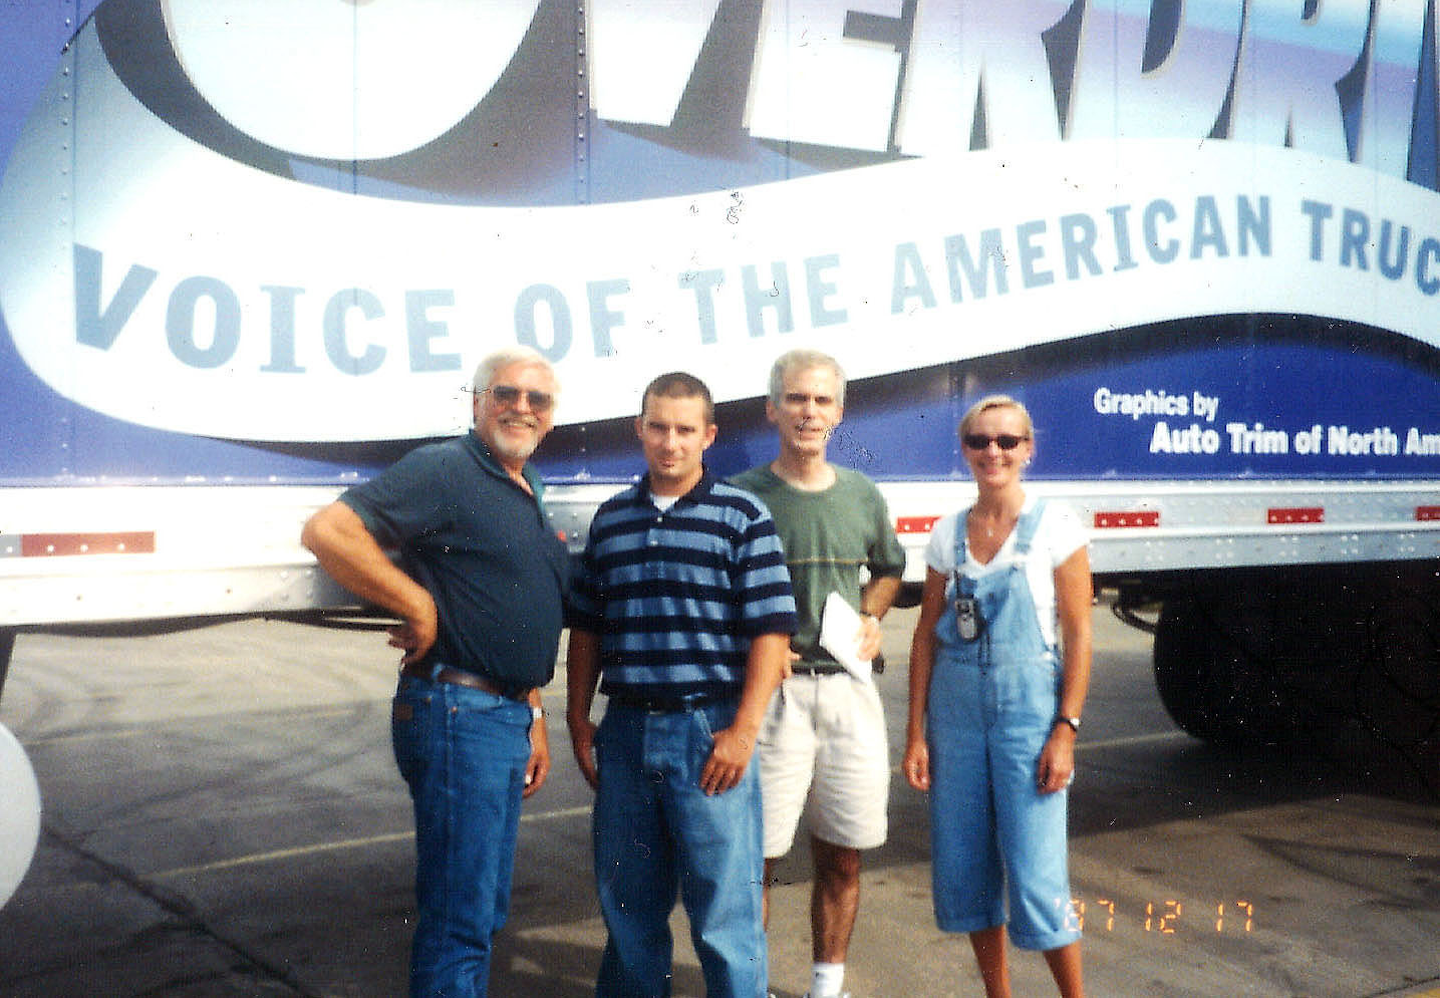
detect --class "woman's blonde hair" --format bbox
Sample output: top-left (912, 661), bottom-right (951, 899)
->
top-left (958, 394), bottom-right (1034, 441)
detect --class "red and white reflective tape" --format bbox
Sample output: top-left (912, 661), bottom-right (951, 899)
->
top-left (1267, 507), bottom-right (1324, 524)
top-left (897, 505), bottom-right (1440, 533)
top-left (1093, 511), bottom-right (1160, 529)
top-left (1, 532), bottom-right (156, 557)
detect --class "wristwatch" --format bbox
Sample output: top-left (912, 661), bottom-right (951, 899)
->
top-left (1055, 715), bottom-right (1081, 734)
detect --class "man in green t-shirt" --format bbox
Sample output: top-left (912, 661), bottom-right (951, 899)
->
top-left (729, 349), bottom-right (906, 998)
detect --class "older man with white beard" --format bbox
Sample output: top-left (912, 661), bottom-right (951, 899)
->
top-left (302, 346), bottom-right (569, 998)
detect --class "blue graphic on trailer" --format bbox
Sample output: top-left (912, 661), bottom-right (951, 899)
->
top-left (2, 1), bottom-right (1439, 487)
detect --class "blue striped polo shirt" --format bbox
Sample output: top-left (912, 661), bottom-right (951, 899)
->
top-left (569, 469), bottom-right (797, 700)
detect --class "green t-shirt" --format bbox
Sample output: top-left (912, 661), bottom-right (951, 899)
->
top-left (727, 464), bottom-right (906, 670)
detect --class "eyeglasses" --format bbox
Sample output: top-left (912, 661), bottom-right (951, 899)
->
top-left (962, 433), bottom-right (1028, 451)
top-left (485, 384), bottom-right (555, 413)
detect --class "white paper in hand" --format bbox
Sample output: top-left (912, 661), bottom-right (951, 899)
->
top-left (819, 591), bottom-right (873, 683)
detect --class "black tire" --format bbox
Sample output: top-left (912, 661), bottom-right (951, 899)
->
top-left (1153, 587), bottom-right (1298, 749)
top-left (0, 628), bottom-right (14, 702)
top-left (1153, 566), bottom-right (1440, 797)
top-left (1352, 579), bottom-right (1440, 795)
top-left (1152, 595), bottom-right (1230, 743)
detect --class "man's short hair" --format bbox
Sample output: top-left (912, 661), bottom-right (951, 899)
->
top-left (471, 345), bottom-right (557, 394)
top-left (642, 371), bottom-right (715, 425)
top-left (767, 349), bottom-right (847, 408)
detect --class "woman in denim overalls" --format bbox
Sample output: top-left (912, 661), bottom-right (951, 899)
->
top-left (905, 395), bottom-right (1093, 998)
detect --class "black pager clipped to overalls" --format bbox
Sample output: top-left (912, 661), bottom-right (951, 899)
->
top-left (953, 572), bottom-right (984, 642)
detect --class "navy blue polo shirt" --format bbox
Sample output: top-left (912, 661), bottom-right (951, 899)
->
top-left (340, 432), bottom-right (569, 692)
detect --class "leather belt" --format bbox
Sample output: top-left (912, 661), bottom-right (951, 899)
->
top-left (400, 663), bottom-right (529, 702)
top-left (789, 665), bottom-right (845, 676)
top-left (606, 692), bottom-right (730, 713)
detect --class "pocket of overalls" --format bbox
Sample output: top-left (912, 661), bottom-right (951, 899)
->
top-left (1019, 651), bottom-right (1062, 721)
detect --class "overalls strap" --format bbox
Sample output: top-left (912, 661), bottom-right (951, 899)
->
top-left (1012, 498), bottom-right (1047, 558)
top-left (952, 504), bottom-right (972, 576)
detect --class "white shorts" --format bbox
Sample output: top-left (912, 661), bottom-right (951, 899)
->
top-left (758, 670), bottom-right (890, 858)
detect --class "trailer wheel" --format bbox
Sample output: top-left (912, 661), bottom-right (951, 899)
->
top-left (1361, 592), bottom-right (1440, 737)
top-left (1154, 567), bottom-right (1440, 797)
top-left (1152, 592), bottom-right (1293, 748)
top-left (1152, 596), bottom-right (1229, 743)
top-left (1351, 586), bottom-right (1440, 794)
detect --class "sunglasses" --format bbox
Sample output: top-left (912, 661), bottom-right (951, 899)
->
top-left (486, 384), bottom-right (555, 413)
top-left (962, 433), bottom-right (1029, 451)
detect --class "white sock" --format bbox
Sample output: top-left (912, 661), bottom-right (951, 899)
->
top-left (811, 962), bottom-right (844, 997)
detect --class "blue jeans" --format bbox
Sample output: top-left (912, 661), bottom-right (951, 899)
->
top-left (392, 673), bottom-right (533, 998)
top-left (593, 701), bottom-right (767, 998)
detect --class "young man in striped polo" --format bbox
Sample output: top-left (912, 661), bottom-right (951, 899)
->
top-left (566, 371), bottom-right (797, 998)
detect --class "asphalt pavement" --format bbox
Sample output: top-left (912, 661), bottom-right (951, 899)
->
top-left (1, 600), bottom-right (1438, 997)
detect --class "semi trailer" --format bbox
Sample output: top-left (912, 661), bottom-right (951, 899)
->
top-left (3, 0), bottom-right (1439, 900)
